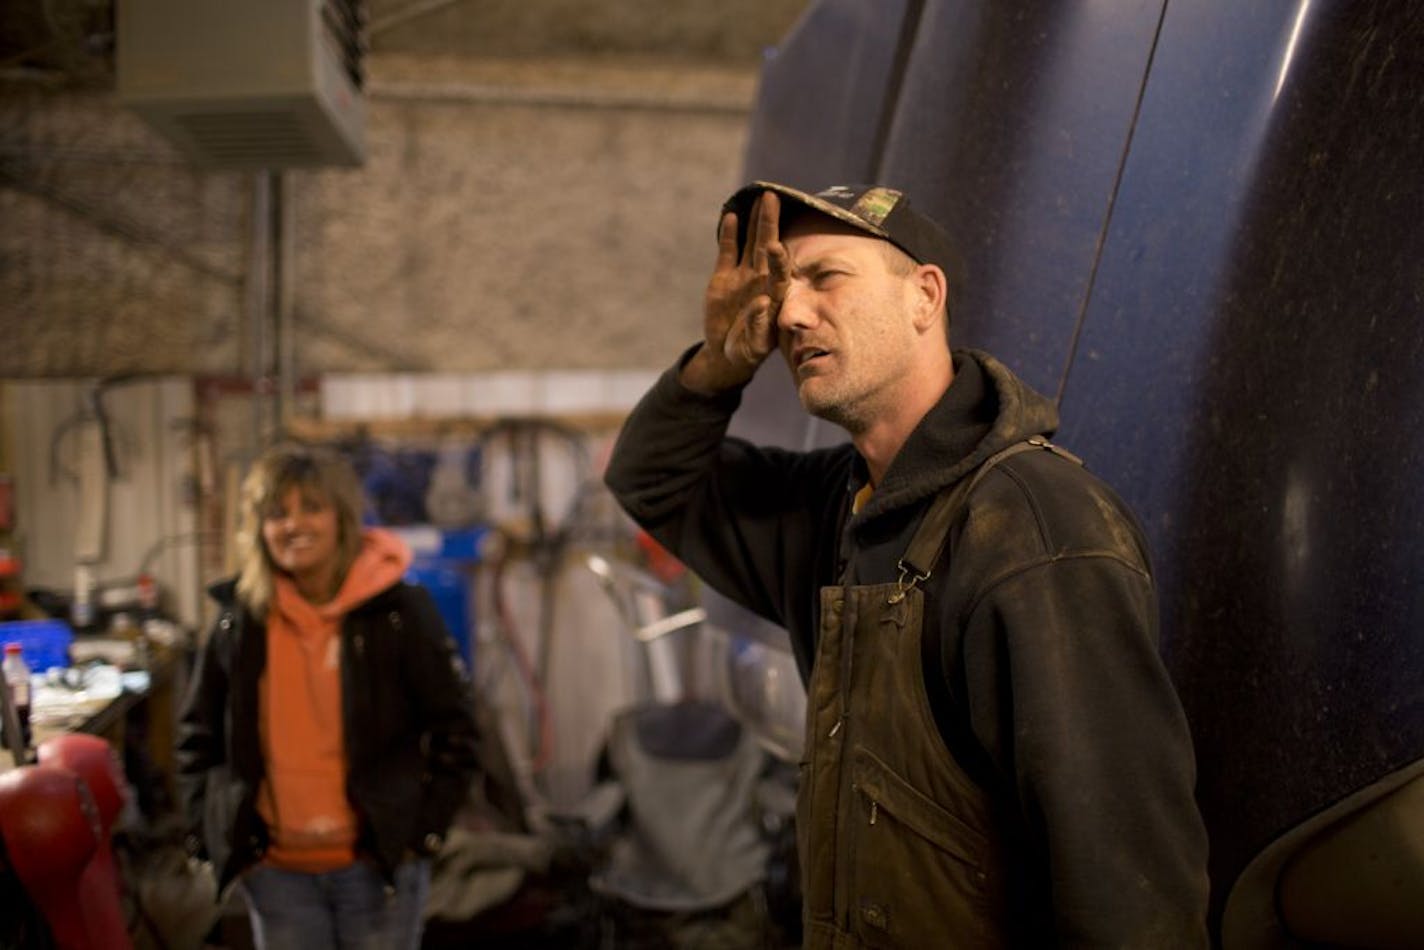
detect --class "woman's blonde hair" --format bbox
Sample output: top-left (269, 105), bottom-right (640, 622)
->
top-left (234, 442), bottom-right (366, 618)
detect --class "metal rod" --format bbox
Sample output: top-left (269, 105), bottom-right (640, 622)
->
top-left (276, 171), bottom-right (296, 431)
top-left (245, 172), bottom-right (274, 448)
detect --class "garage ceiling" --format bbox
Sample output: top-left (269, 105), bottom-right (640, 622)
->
top-left (0, 0), bottom-right (809, 89)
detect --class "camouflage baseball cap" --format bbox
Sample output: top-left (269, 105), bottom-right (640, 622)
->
top-left (721, 180), bottom-right (966, 314)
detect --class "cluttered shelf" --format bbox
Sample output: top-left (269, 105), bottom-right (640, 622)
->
top-left (1, 616), bottom-right (187, 787)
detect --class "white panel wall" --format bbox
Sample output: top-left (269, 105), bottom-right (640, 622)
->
top-left (1, 378), bottom-right (204, 630)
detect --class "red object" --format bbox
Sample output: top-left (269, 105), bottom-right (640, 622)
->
top-left (0, 765), bottom-right (103, 949)
top-left (0, 474), bottom-right (12, 532)
top-left (37, 735), bottom-right (127, 833)
top-left (136, 574), bottom-right (158, 612)
top-left (35, 735), bottom-right (133, 949)
top-left (635, 530), bottom-right (687, 583)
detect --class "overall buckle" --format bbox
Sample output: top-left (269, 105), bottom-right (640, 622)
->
top-left (887, 559), bottom-right (929, 604)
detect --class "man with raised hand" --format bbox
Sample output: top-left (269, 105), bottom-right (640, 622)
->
top-left (605, 182), bottom-right (1209, 948)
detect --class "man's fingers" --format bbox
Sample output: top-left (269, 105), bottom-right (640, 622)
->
top-left (747, 296), bottom-right (779, 354)
top-left (741, 193), bottom-right (764, 266)
top-left (727, 297), bottom-right (777, 364)
top-left (766, 241), bottom-right (791, 301)
top-left (725, 190), bottom-right (784, 273)
top-left (745, 298), bottom-right (770, 346)
top-left (714, 212), bottom-right (739, 271)
top-left (746, 190), bottom-right (782, 274)
top-left (757, 191), bottom-right (781, 248)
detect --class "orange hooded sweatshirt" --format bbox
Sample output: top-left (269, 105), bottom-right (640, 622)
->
top-left (256, 527), bottom-right (412, 872)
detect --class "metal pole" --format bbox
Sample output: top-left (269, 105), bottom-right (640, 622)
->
top-left (246, 172), bottom-right (276, 448)
top-left (275, 171), bottom-right (296, 432)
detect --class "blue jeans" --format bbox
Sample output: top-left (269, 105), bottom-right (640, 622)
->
top-left (240, 859), bottom-right (430, 950)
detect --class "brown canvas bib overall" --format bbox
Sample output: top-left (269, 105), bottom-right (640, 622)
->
top-left (798, 441), bottom-right (1058, 948)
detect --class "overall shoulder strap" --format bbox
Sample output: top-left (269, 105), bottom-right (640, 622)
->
top-left (890, 438), bottom-right (1082, 602)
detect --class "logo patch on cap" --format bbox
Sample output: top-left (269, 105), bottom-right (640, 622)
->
top-left (849, 188), bottom-right (901, 227)
top-left (815, 186), bottom-right (903, 227)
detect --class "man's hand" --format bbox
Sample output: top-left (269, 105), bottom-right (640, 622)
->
top-left (681, 191), bottom-right (791, 394)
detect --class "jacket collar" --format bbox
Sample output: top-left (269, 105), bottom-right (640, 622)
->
top-left (208, 577), bottom-right (239, 606)
top-left (852, 348), bottom-right (1059, 524)
top-left (207, 575), bottom-right (404, 613)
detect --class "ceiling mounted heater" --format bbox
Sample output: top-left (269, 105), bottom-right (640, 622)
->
top-left (117, 0), bottom-right (366, 169)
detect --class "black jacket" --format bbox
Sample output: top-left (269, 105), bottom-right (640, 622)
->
top-left (175, 578), bottom-right (479, 889)
top-left (604, 348), bottom-right (1210, 945)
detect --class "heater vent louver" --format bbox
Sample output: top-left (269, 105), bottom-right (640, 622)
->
top-left (117, 0), bottom-right (366, 169)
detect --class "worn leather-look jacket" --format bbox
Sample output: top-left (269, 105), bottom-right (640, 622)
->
top-left (175, 578), bottom-right (479, 890)
top-left (605, 347), bottom-right (1211, 947)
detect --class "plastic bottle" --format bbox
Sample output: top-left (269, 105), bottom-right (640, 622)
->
top-left (2, 641), bottom-right (32, 750)
top-left (72, 565), bottom-right (95, 632)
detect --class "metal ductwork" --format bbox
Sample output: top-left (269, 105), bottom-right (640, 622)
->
top-left (116, 0), bottom-right (367, 169)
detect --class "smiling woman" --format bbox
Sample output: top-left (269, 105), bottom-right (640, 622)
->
top-left (176, 442), bottom-right (479, 949)
top-left (239, 447), bottom-right (367, 617)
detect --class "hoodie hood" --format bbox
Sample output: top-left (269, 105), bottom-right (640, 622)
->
top-left (854, 349), bottom-right (1059, 523)
top-left (318, 527), bottom-right (412, 619)
top-left (267, 526), bottom-right (412, 632)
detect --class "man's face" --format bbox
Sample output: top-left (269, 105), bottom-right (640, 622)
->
top-left (777, 215), bottom-right (925, 432)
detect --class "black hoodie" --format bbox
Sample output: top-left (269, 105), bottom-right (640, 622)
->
top-left (175, 578), bottom-right (479, 890)
top-left (605, 347), bottom-right (1210, 946)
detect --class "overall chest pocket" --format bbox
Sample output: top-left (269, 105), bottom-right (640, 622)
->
top-left (848, 747), bottom-right (1001, 949)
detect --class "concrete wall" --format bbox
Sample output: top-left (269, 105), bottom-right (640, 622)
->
top-left (367, 0), bottom-right (804, 61)
top-left (0, 54), bottom-right (759, 377)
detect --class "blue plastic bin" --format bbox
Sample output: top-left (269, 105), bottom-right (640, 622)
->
top-left (397, 526), bottom-right (487, 671)
top-left (0, 618), bottom-right (75, 671)
top-left (406, 561), bottom-right (476, 668)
